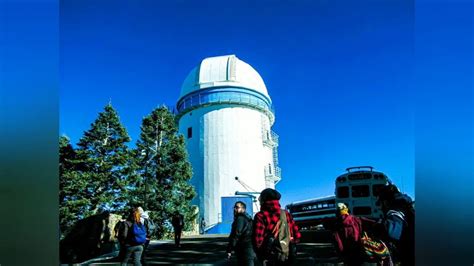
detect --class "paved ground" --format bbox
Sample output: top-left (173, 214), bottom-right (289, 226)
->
top-left (90, 233), bottom-right (353, 265)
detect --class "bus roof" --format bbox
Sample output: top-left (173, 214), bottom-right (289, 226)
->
top-left (287, 195), bottom-right (336, 206)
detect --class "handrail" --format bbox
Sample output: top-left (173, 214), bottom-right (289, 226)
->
top-left (176, 87), bottom-right (275, 124)
top-left (263, 130), bottom-right (279, 147)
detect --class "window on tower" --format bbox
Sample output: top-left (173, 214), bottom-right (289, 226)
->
top-left (187, 127), bottom-right (192, 139)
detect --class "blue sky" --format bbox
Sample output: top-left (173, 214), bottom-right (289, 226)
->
top-left (60, 0), bottom-right (415, 206)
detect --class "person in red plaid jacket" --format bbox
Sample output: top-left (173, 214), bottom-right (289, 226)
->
top-left (252, 188), bottom-right (301, 265)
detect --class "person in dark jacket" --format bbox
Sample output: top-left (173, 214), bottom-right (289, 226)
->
top-left (226, 201), bottom-right (256, 266)
top-left (114, 217), bottom-right (129, 262)
top-left (171, 211), bottom-right (184, 247)
top-left (376, 184), bottom-right (415, 266)
top-left (253, 188), bottom-right (301, 266)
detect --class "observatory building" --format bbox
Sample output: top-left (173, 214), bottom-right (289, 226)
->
top-left (176, 55), bottom-right (281, 232)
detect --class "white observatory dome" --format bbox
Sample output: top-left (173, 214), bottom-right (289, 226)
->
top-left (177, 54), bottom-right (280, 233)
top-left (180, 55), bottom-right (269, 99)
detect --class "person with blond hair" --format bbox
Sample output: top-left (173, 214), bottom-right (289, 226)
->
top-left (332, 203), bottom-right (365, 266)
top-left (120, 208), bottom-right (147, 266)
top-left (136, 206), bottom-right (154, 265)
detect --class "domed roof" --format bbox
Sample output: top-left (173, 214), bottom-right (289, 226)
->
top-left (180, 55), bottom-right (269, 99)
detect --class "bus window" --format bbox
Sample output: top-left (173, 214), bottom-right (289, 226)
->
top-left (353, 206), bottom-right (372, 215)
top-left (372, 184), bottom-right (385, 197)
top-left (352, 185), bottom-right (369, 197)
top-left (348, 173), bottom-right (372, 180)
top-left (337, 186), bottom-right (349, 198)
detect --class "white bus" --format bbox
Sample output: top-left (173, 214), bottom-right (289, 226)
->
top-left (335, 166), bottom-right (389, 220)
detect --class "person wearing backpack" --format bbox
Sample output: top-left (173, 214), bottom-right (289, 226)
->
top-left (171, 211), bottom-right (184, 247)
top-left (332, 203), bottom-right (366, 266)
top-left (226, 201), bottom-right (256, 266)
top-left (376, 184), bottom-right (415, 266)
top-left (253, 188), bottom-right (301, 266)
top-left (137, 207), bottom-right (155, 265)
top-left (327, 203), bottom-right (392, 266)
top-left (121, 209), bottom-right (147, 266)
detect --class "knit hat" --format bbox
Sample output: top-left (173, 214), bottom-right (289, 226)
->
top-left (336, 203), bottom-right (349, 215)
top-left (137, 207), bottom-right (144, 214)
top-left (259, 188), bottom-right (281, 202)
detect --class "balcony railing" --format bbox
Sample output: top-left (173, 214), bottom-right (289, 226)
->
top-left (263, 130), bottom-right (279, 147)
top-left (176, 87), bottom-right (275, 124)
top-left (264, 165), bottom-right (282, 184)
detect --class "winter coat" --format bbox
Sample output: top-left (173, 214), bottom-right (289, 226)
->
top-left (171, 214), bottom-right (184, 230)
top-left (227, 212), bottom-right (253, 253)
top-left (333, 214), bottom-right (363, 253)
top-left (119, 221), bottom-right (146, 246)
top-left (253, 200), bottom-right (301, 257)
top-left (384, 193), bottom-right (415, 265)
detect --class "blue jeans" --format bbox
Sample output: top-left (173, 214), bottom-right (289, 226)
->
top-left (121, 244), bottom-right (143, 266)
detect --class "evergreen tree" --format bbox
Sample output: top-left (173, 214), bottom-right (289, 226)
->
top-left (59, 135), bottom-right (89, 237)
top-left (135, 106), bottom-right (196, 238)
top-left (76, 103), bottom-right (132, 216)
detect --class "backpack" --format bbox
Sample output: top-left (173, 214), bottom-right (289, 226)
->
top-left (144, 218), bottom-right (156, 237)
top-left (131, 222), bottom-right (147, 245)
top-left (265, 210), bottom-right (291, 262)
top-left (360, 232), bottom-right (391, 261)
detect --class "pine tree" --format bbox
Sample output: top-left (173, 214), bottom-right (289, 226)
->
top-left (135, 106), bottom-right (196, 238)
top-left (76, 103), bottom-right (132, 216)
top-left (59, 135), bottom-right (89, 237)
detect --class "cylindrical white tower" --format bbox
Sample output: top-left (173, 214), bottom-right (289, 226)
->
top-left (176, 55), bottom-right (281, 229)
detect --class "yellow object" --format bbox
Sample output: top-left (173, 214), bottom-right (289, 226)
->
top-left (339, 208), bottom-right (349, 215)
top-left (337, 203), bottom-right (349, 215)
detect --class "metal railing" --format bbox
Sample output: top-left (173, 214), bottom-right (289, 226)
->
top-left (272, 147), bottom-right (279, 166)
top-left (263, 130), bottom-right (279, 147)
top-left (264, 165), bottom-right (282, 184)
top-left (271, 131), bottom-right (279, 146)
top-left (176, 88), bottom-right (275, 123)
top-left (275, 166), bottom-right (282, 180)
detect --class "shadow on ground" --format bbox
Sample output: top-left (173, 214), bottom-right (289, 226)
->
top-left (98, 233), bottom-right (351, 265)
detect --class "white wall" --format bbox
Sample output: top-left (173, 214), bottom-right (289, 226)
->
top-left (178, 104), bottom-right (275, 227)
